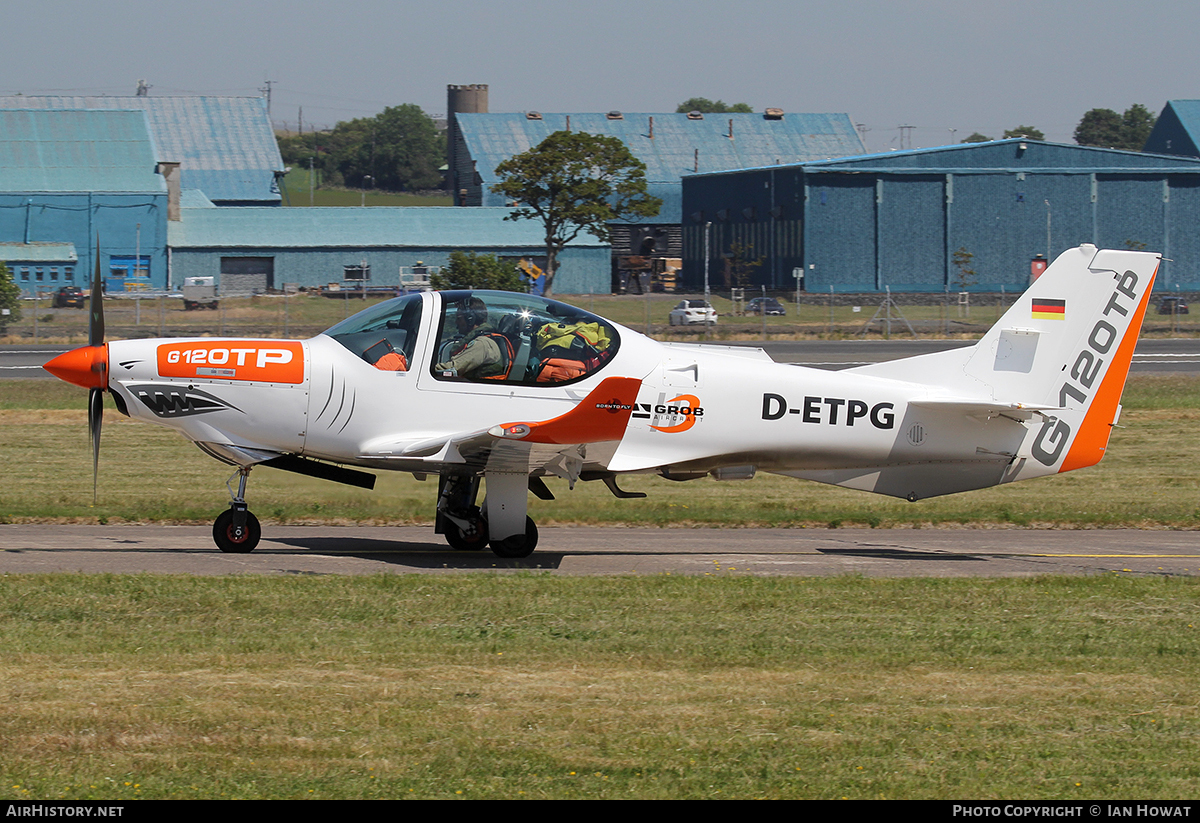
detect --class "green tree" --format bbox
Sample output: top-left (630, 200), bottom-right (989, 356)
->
top-left (430, 251), bottom-right (528, 292)
top-left (1074, 108), bottom-right (1124, 147)
top-left (0, 262), bottom-right (21, 334)
top-left (1074, 105), bottom-right (1155, 150)
top-left (961, 133), bottom-right (992, 143)
top-left (951, 247), bottom-right (977, 290)
top-left (1003, 125), bottom-right (1044, 140)
top-left (724, 242), bottom-right (764, 288)
top-left (675, 98), bottom-right (753, 113)
top-left (277, 104), bottom-right (443, 192)
top-left (1122, 104), bottom-right (1157, 150)
top-left (491, 131), bottom-right (662, 297)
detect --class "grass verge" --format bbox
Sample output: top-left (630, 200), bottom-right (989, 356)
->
top-left (1, 574), bottom-right (1198, 799)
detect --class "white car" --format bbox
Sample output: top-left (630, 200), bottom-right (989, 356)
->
top-left (668, 299), bottom-right (717, 326)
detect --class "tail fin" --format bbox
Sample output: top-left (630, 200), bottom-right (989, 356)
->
top-left (849, 243), bottom-right (1160, 476)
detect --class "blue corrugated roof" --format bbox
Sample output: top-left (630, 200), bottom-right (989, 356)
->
top-left (459, 112), bottom-right (864, 183)
top-left (0, 109), bottom-right (163, 192)
top-left (0, 242), bottom-right (77, 262)
top-left (0, 96), bottom-right (283, 204)
top-left (169, 206), bottom-right (607, 249)
top-left (693, 138), bottom-right (1200, 178)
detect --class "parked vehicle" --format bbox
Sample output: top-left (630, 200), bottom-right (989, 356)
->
top-left (52, 286), bottom-right (85, 308)
top-left (1158, 297), bottom-right (1189, 315)
top-left (182, 277), bottom-right (219, 310)
top-left (746, 297), bottom-right (786, 316)
top-left (668, 299), bottom-right (717, 326)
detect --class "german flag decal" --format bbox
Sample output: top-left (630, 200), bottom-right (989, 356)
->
top-left (1032, 298), bottom-right (1066, 320)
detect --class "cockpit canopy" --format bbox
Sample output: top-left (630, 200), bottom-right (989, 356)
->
top-left (323, 290), bottom-right (621, 386)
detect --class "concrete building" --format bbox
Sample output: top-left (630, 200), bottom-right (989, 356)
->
top-left (682, 139), bottom-right (1200, 292)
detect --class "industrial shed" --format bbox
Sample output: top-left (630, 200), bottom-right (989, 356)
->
top-left (167, 205), bottom-right (611, 294)
top-left (1144, 100), bottom-right (1200, 158)
top-left (0, 96), bottom-right (285, 206)
top-left (0, 109), bottom-right (168, 296)
top-left (681, 139), bottom-right (1200, 292)
top-left (450, 110), bottom-right (866, 267)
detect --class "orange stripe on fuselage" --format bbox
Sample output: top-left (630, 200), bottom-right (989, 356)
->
top-left (1059, 264), bottom-right (1158, 472)
top-left (510, 376), bottom-right (641, 445)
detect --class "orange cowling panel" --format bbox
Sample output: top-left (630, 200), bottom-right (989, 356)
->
top-left (504, 376), bottom-right (641, 445)
top-left (43, 344), bottom-right (108, 390)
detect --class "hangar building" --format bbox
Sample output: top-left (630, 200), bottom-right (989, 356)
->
top-left (0, 95), bottom-right (285, 206)
top-left (167, 200), bottom-right (609, 294)
top-left (449, 108), bottom-right (866, 272)
top-left (0, 108), bottom-right (168, 295)
top-left (681, 139), bottom-right (1200, 292)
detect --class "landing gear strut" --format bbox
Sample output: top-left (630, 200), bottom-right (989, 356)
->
top-left (436, 473), bottom-right (539, 558)
top-left (436, 475), bottom-right (488, 551)
top-left (213, 467), bottom-right (260, 553)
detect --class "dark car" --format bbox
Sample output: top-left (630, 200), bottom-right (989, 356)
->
top-left (746, 297), bottom-right (786, 316)
top-left (1158, 297), bottom-right (1189, 315)
top-left (52, 286), bottom-right (85, 308)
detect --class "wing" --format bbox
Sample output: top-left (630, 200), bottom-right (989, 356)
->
top-left (365, 376), bottom-right (642, 477)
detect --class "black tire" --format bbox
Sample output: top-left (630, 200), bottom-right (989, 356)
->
top-left (445, 514), bottom-right (489, 551)
top-left (213, 509), bottom-right (260, 553)
top-left (490, 517), bottom-right (538, 559)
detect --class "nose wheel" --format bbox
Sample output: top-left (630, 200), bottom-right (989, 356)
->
top-left (213, 505), bottom-right (261, 553)
top-left (213, 467), bottom-right (260, 553)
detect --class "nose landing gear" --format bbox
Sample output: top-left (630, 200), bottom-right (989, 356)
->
top-left (213, 467), bottom-right (261, 553)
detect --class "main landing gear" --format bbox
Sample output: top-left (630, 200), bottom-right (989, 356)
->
top-left (207, 466), bottom-right (539, 559)
top-left (436, 474), bottom-right (539, 559)
top-left (213, 467), bottom-right (261, 553)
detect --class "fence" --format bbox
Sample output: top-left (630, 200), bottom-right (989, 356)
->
top-left (4, 288), bottom-right (1198, 343)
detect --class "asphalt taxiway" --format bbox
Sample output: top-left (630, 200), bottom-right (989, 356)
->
top-left (2, 524), bottom-right (1197, 578)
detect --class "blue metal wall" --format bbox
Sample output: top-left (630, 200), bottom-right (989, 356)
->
top-left (681, 141), bottom-right (1200, 292)
top-left (169, 246), bottom-right (609, 295)
top-left (0, 192), bottom-right (168, 295)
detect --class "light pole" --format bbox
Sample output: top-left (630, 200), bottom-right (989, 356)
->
top-left (1044, 200), bottom-right (1051, 260)
top-left (362, 175), bottom-right (374, 207)
top-left (703, 222), bottom-right (712, 339)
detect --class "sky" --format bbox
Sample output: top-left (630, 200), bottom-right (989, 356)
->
top-left (6, 0), bottom-right (1200, 153)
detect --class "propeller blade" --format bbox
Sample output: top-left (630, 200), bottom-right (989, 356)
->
top-left (89, 236), bottom-right (104, 347)
top-left (88, 238), bottom-right (104, 504)
top-left (88, 386), bottom-right (103, 505)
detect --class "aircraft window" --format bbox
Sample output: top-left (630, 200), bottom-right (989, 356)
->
top-left (432, 290), bottom-right (620, 386)
top-left (322, 293), bottom-right (424, 371)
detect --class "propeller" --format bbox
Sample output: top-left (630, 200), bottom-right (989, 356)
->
top-left (43, 238), bottom-right (107, 504)
top-left (86, 241), bottom-right (105, 503)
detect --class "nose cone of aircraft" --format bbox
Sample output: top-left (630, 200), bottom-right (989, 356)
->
top-left (44, 344), bottom-right (108, 390)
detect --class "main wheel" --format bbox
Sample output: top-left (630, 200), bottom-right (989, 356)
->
top-left (445, 513), bottom-right (488, 551)
top-left (213, 508), bottom-right (261, 553)
top-left (490, 517), bottom-right (538, 559)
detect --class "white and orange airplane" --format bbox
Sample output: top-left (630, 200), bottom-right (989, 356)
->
top-left (45, 244), bottom-right (1159, 558)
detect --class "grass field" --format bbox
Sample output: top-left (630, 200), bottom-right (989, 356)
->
top-left (1, 375), bottom-right (1199, 529)
top-left (1, 574), bottom-right (1198, 799)
top-left (278, 167), bottom-right (452, 207)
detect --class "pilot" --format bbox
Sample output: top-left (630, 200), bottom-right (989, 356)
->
top-left (435, 296), bottom-right (504, 379)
